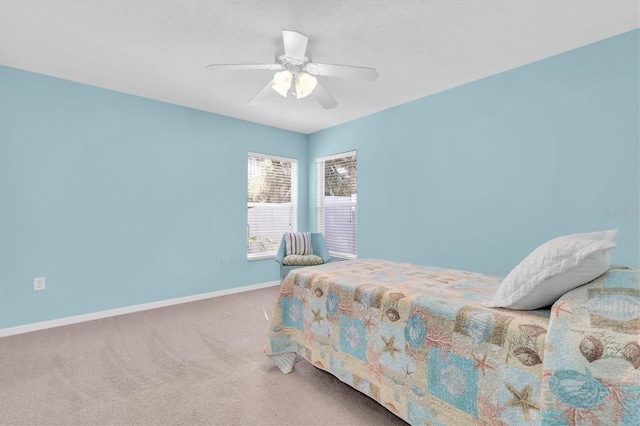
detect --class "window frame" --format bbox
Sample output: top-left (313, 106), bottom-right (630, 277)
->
top-left (316, 150), bottom-right (357, 260)
top-left (247, 152), bottom-right (298, 261)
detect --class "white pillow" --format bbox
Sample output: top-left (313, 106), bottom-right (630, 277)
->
top-left (488, 230), bottom-right (617, 310)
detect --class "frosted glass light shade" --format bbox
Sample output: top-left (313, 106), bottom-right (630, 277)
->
top-left (295, 72), bottom-right (317, 99)
top-left (272, 70), bottom-right (293, 97)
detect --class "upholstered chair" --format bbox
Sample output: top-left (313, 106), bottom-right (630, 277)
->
top-left (275, 233), bottom-right (331, 282)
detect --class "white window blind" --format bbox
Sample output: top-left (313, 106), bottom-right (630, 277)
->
top-left (247, 153), bottom-right (297, 260)
top-left (316, 151), bottom-right (357, 259)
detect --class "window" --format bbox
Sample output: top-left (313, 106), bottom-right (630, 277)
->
top-left (247, 153), bottom-right (297, 260)
top-left (316, 151), bottom-right (357, 259)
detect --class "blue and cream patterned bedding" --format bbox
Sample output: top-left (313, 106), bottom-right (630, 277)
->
top-left (265, 259), bottom-right (639, 425)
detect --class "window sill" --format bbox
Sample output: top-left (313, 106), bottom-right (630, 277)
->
top-left (329, 253), bottom-right (357, 261)
top-left (247, 253), bottom-right (277, 262)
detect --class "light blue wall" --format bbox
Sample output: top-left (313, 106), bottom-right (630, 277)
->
top-left (2, 30), bottom-right (638, 329)
top-left (309, 30), bottom-right (639, 276)
top-left (0, 66), bottom-right (308, 328)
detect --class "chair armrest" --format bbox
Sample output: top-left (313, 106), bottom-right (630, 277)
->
top-left (275, 234), bottom-right (287, 264)
top-left (312, 234), bottom-right (331, 263)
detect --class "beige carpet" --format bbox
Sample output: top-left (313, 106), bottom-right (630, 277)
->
top-left (0, 286), bottom-right (406, 425)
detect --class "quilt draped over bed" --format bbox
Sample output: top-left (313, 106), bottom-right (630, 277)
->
top-left (265, 260), bottom-right (639, 425)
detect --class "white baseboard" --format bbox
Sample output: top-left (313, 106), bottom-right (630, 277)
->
top-left (0, 280), bottom-right (280, 338)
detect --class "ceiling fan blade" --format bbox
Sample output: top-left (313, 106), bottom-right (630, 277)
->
top-left (305, 63), bottom-right (378, 81)
top-left (282, 30), bottom-right (308, 61)
top-left (248, 79), bottom-right (275, 106)
top-left (312, 82), bottom-right (338, 109)
top-left (206, 63), bottom-right (284, 71)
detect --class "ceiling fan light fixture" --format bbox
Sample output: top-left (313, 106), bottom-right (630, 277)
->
top-left (295, 72), bottom-right (317, 99)
top-left (207, 29), bottom-right (377, 109)
top-left (272, 69), bottom-right (293, 97)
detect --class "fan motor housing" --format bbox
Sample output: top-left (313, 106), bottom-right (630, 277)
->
top-left (276, 52), bottom-right (310, 68)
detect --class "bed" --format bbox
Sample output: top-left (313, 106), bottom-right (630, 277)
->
top-left (265, 259), bottom-right (639, 425)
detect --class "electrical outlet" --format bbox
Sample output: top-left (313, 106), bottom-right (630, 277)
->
top-left (222, 257), bottom-right (229, 268)
top-left (33, 277), bottom-right (45, 291)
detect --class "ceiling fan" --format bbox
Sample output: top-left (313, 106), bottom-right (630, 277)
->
top-left (205, 30), bottom-right (378, 109)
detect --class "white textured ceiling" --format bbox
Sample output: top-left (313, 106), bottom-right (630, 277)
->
top-left (1, 1), bottom-right (638, 134)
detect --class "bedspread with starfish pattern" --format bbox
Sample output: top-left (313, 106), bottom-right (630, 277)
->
top-left (265, 260), bottom-right (639, 425)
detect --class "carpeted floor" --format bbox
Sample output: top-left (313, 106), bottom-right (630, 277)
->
top-left (0, 286), bottom-right (407, 425)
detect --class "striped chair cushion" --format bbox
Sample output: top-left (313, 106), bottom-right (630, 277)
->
top-left (285, 232), bottom-right (313, 256)
top-left (282, 255), bottom-right (324, 266)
